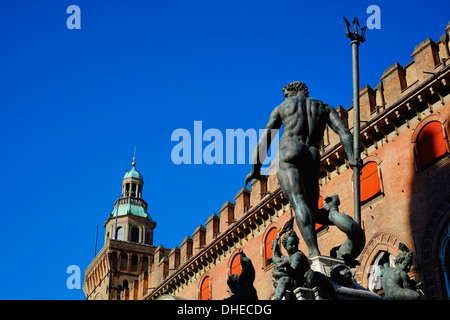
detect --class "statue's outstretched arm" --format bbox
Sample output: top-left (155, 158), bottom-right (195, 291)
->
top-left (245, 106), bottom-right (282, 185)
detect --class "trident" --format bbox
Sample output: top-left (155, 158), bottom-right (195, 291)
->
top-left (343, 16), bottom-right (366, 226)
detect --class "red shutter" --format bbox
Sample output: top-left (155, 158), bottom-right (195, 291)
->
top-left (417, 121), bottom-right (447, 167)
top-left (265, 228), bottom-right (278, 263)
top-left (230, 254), bottom-right (241, 275)
top-left (315, 196), bottom-right (324, 230)
top-left (360, 162), bottom-right (381, 203)
top-left (200, 276), bottom-right (210, 300)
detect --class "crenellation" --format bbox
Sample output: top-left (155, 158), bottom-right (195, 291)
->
top-left (168, 247), bottom-right (180, 275)
top-left (359, 85), bottom-right (376, 122)
top-left (404, 60), bottom-right (419, 89)
top-left (205, 213), bottom-right (220, 244)
top-left (411, 38), bottom-right (441, 83)
top-left (335, 105), bottom-right (349, 127)
top-left (375, 82), bottom-right (386, 112)
top-left (380, 62), bottom-right (407, 107)
top-left (234, 187), bottom-right (250, 221)
top-left (192, 224), bottom-right (206, 255)
top-left (153, 245), bottom-right (167, 264)
top-left (157, 255), bottom-right (169, 284)
top-left (180, 235), bottom-right (193, 265)
top-left (267, 161), bottom-right (279, 192)
top-left (250, 174), bottom-right (268, 207)
top-left (219, 200), bottom-right (235, 233)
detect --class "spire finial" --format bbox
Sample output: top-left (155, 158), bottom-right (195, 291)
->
top-left (132, 146), bottom-right (136, 166)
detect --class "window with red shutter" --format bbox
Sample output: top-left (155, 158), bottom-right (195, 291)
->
top-left (230, 254), bottom-right (241, 275)
top-left (417, 121), bottom-right (447, 167)
top-left (315, 196), bottom-right (324, 231)
top-left (265, 228), bottom-right (278, 265)
top-left (200, 276), bottom-right (210, 300)
top-left (360, 161), bottom-right (381, 204)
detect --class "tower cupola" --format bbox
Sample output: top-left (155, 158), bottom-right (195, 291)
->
top-left (104, 157), bottom-right (156, 245)
top-left (122, 161), bottom-right (144, 198)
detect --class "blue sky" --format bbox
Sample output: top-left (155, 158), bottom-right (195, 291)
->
top-left (0, 0), bottom-right (448, 299)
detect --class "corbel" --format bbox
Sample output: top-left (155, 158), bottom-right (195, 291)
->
top-left (429, 86), bottom-right (445, 105)
top-left (335, 151), bottom-right (350, 169)
top-left (395, 110), bottom-right (410, 128)
top-left (384, 118), bottom-right (398, 136)
top-left (326, 157), bottom-right (340, 175)
top-left (374, 124), bottom-right (388, 143)
top-left (364, 131), bottom-right (378, 149)
top-left (260, 208), bottom-right (270, 218)
top-left (278, 192), bottom-right (289, 205)
top-left (418, 94), bottom-right (433, 113)
top-left (271, 199), bottom-right (282, 210)
top-left (325, 168), bottom-right (331, 180)
top-left (266, 203), bottom-right (276, 214)
top-left (406, 102), bottom-right (421, 121)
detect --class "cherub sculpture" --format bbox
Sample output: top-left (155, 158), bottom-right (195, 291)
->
top-left (380, 251), bottom-right (423, 300)
top-left (271, 230), bottom-right (335, 300)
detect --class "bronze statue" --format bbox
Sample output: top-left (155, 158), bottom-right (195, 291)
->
top-left (380, 251), bottom-right (423, 300)
top-left (245, 81), bottom-right (362, 259)
top-left (224, 249), bottom-right (258, 300)
top-left (271, 230), bottom-right (335, 300)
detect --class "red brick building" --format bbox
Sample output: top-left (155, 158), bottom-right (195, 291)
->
top-left (83, 21), bottom-right (450, 300)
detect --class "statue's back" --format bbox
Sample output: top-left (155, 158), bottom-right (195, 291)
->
top-left (278, 94), bottom-right (329, 148)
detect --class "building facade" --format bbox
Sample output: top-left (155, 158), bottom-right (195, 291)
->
top-left (83, 21), bottom-right (450, 300)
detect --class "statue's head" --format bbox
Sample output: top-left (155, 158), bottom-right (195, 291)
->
top-left (395, 251), bottom-right (414, 271)
top-left (281, 230), bottom-right (299, 254)
top-left (227, 274), bottom-right (240, 295)
top-left (282, 81), bottom-right (309, 99)
top-left (330, 264), bottom-right (353, 286)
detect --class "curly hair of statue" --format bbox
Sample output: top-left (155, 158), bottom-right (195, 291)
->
top-left (282, 81), bottom-right (309, 97)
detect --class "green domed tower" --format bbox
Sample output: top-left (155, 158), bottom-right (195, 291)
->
top-left (83, 157), bottom-right (158, 300)
top-left (104, 159), bottom-right (156, 245)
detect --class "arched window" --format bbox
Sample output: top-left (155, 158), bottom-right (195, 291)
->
top-left (120, 253), bottom-right (128, 270)
top-left (264, 228), bottom-right (278, 265)
top-left (230, 253), bottom-right (241, 275)
top-left (131, 226), bottom-right (140, 243)
top-left (200, 276), bottom-right (211, 300)
top-left (116, 227), bottom-right (124, 241)
top-left (131, 254), bottom-right (138, 272)
top-left (142, 256), bottom-right (149, 272)
top-left (417, 121), bottom-right (448, 167)
top-left (145, 231), bottom-right (151, 245)
top-left (130, 183), bottom-right (136, 197)
top-left (360, 161), bottom-right (382, 204)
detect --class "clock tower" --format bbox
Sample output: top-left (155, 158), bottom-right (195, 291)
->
top-left (83, 159), bottom-right (157, 300)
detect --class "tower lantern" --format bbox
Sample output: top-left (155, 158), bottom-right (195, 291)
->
top-left (106, 158), bottom-right (156, 245)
